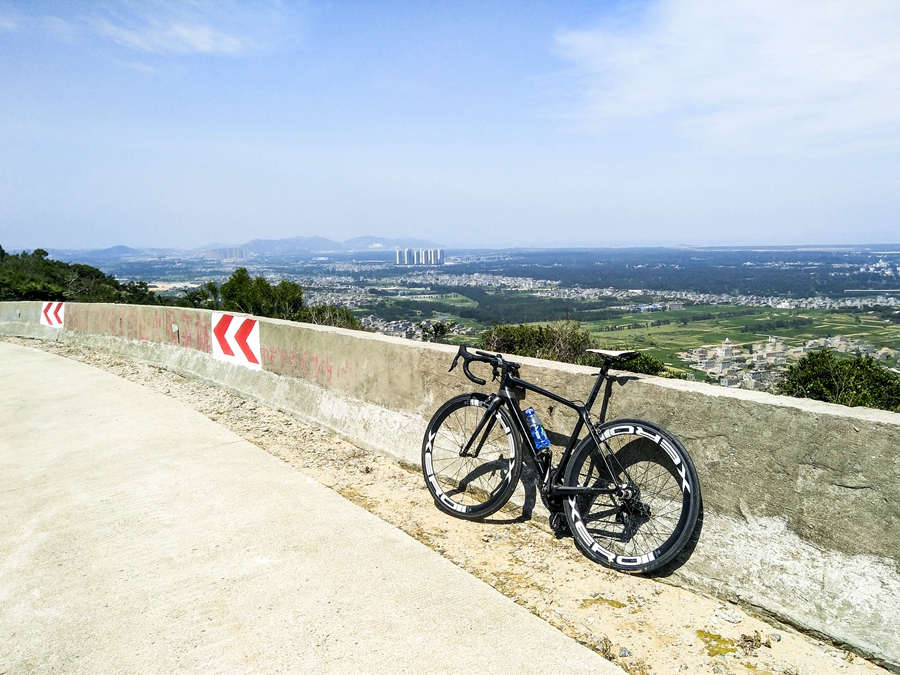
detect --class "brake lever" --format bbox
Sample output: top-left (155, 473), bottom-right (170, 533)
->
top-left (449, 353), bottom-right (460, 373)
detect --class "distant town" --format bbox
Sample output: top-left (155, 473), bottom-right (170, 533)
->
top-left (42, 239), bottom-right (900, 389)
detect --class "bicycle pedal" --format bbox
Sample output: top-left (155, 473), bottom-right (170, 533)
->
top-left (548, 512), bottom-right (570, 534)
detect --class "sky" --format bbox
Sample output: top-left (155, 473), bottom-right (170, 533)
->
top-left (1, 0), bottom-right (899, 251)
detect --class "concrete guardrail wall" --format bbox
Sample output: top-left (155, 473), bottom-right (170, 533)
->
top-left (2, 300), bottom-right (898, 671)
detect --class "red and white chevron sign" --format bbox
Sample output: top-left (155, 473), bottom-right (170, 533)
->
top-left (40, 301), bottom-right (65, 328)
top-left (211, 313), bottom-right (262, 370)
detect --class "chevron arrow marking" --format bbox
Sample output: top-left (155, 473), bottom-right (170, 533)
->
top-left (213, 312), bottom-right (235, 356)
top-left (234, 319), bottom-right (259, 365)
top-left (40, 302), bottom-right (64, 327)
top-left (211, 313), bottom-right (262, 370)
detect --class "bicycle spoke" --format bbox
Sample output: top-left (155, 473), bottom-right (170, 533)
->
top-left (423, 395), bottom-right (521, 514)
top-left (565, 420), bottom-right (699, 572)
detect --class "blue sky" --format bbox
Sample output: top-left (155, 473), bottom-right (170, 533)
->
top-left (1, 1), bottom-right (898, 250)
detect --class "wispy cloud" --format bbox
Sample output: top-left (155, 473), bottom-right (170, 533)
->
top-left (0, 13), bottom-right (17, 30)
top-left (555, 0), bottom-right (900, 152)
top-left (86, 0), bottom-right (303, 57)
top-left (96, 18), bottom-right (249, 55)
top-left (112, 58), bottom-right (160, 73)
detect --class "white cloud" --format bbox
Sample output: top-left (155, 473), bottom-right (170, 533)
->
top-left (0, 13), bottom-right (17, 30)
top-left (555, 0), bottom-right (900, 152)
top-left (112, 59), bottom-right (159, 73)
top-left (96, 19), bottom-right (249, 55)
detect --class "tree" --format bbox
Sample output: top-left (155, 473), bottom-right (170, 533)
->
top-left (778, 350), bottom-right (900, 412)
top-left (0, 246), bottom-right (157, 304)
top-left (218, 268), bottom-right (360, 330)
top-left (220, 268), bottom-right (305, 321)
top-left (184, 281), bottom-right (221, 309)
top-left (418, 320), bottom-right (455, 343)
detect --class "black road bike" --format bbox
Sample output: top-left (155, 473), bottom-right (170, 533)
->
top-left (421, 346), bottom-right (701, 574)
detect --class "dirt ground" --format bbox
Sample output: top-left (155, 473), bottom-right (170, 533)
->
top-left (5, 335), bottom-right (891, 675)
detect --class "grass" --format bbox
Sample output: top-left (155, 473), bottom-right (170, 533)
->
top-left (585, 306), bottom-right (900, 369)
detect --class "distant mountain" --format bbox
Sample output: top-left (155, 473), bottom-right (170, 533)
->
top-left (342, 236), bottom-right (441, 251)
top-left (242, 236), bottom-right (341, 255)
top-left (90, 245), bottom-right (140, 256)
top-left (46, 245), bottom-right (180, 262)
top-left (45, 235), bottom-right (446, 262)
top-left (236, 235), bottom-right (444, 256)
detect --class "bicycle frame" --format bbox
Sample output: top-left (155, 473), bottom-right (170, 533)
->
top-left (466, 358), bottom-right (628, 503)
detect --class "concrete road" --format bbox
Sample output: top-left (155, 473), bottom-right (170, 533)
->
top-left (0, 341), bottom-right (624, 674)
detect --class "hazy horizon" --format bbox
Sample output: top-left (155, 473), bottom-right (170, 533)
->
top-left (3, 1), bottom-right (899, 251)
top-left (17, 237), bottom-right (900, 257)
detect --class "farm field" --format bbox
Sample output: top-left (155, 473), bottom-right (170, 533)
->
top-left (359, 290), bottom-right (900, 371)
top-left (584, 306), bottom-right (900, 370)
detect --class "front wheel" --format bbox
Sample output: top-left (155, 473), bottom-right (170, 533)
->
top-left (563, 419), bottom-right (700, 573)
top-left (422, 393), bottom-right (523, 520)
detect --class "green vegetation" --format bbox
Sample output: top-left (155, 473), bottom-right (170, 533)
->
top-left (740, 317), bottom-right (814, 334)
top-left (579, 305), bottom-right (900, 372)
top-left (189, 267), bottom-right (360, 330)
top-left (778, 350), bottom-right (900, 412)
top-left (696, 630), bottom-right (737, 658)
top-left (0, 249), bottom-right (360, 330)
top-left (418, 320), bottom-right (456, 343)
top-left (363, 286), bottom-right (622, 325)
top-left (0, 246), bottom-right (162, 305)
top-left (478, 322), bottom-right (671, 377)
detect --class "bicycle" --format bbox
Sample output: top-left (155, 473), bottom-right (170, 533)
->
top-left (421, 345), bottom-right (701, 574)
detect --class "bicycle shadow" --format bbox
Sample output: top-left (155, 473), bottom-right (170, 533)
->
top-left (595, 374), bottom-right (640, 424)
top-left (477, 454), bottom-right (541, 525)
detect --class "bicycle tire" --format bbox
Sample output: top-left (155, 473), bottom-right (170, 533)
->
top-left (563, 418), bottom-right (700, 573)
top-left (422, 393), bottom-right (523, 520)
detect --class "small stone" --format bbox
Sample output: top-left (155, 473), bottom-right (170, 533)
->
top-left (769, 632), bottom-right (782, 642)
top-left (716, 608), bottom-right (743, 624)
top-left (619, 647), bottom-right (632, 657)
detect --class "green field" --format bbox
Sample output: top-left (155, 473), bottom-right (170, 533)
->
top-left (583, 306), bottom-right (900, 371)
top-left (361, 291), bottom-right (900, 369)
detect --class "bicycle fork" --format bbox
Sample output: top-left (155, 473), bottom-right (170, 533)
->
top-left (459, 395), bottom-right (503, 458)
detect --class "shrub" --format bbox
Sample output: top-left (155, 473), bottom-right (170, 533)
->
top-left (300, 304), bottom-right (361, 330)
top-left (778, 350), bottom-right (900, 412)
top-left (479, 322), bottom-right (669, 376)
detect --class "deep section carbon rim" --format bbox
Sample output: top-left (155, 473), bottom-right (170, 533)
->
top-left (422, 394), bottom-right (522, 519)
top-left (563, 419), bottom-right (699, 573)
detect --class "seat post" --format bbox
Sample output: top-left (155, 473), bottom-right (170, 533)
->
top-left (585, 359), bottom-right (612, 411)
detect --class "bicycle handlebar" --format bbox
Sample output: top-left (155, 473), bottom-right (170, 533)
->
top-left (449, 346), bottom-right (519, 386)
top-left (463, 358), bottom-right (486, 386)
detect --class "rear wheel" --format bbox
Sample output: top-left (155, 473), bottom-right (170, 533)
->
top-left (563, 419), bottom-right (700, 573)
top-left (422, 394), bottom-right (522, 520)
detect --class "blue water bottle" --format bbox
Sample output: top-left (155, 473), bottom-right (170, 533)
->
top-left (524, 408), bottom-right (551, 449)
